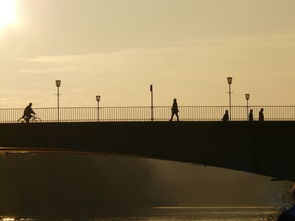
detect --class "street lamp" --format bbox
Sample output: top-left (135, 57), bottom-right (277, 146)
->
top-left (227, 77), bottom-right (233, 121)
top-left (150, 84), bottom-right (154, 121)
top-left (55, 80), bottom-right (61, 122)
top-left (96, 95), bottom-right (101, 122)
top-left (245, 93), bottom-right (250, 119)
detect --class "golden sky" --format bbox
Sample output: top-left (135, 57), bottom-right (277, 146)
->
top-left (0, 0), bottom-right (295, 107)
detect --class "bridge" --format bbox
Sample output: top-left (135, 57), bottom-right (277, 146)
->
top-left (0, 106), bottom-right (295, 181)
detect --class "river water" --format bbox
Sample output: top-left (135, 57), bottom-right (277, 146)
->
top-left (0, 154), bottom-right (291, 221)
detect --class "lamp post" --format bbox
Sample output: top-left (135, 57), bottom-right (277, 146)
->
top-left (227, 77), bottom-right (233, 121)
top-left (55, 80), bottom-right (61, 122)
top-left (245, 93), bottom-right (250, 119)
top-left (96, 95), bottom-right (101, 122)
top-left (150, 84), bottom-right (154, 121)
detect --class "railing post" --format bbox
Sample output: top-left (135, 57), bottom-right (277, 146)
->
top-left (96, 95), bottom-right (101, 122)
top-left (55, 80), bottom-right (61, 122)
top-left (246, 100), bottom-right (249, 120)
top-left (57, 87), bottom-right (60, 122)
top-left (245, 94), bottom-right (250, 120)
top-left (150, 84), bottom-right (154, 121)
top-left (229, 84), bottom-right (232, 120)
top-left (97, 103), bottom-right (100, 122)
top-left (227, 77), bottom-right (233, 121)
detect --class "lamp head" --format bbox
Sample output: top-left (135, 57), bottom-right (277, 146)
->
top-left (227, 77), bottom-right (232, 85)
top-left (55, 80), bottom-right (61, 87)
top-left (96, 95), bottom-right (101, 102)
top-left (150, 84), bottom-right (153, 92)
top-left (245, 93), bottom-right (250, 100)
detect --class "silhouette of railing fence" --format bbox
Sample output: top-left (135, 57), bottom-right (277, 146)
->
top-left (0, 106), bottom-right (295, 123)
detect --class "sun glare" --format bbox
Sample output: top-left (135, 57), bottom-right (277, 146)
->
top-left (0, 0), bottom-right (17, 27)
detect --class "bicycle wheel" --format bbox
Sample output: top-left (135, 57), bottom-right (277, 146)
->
top-left (31, 117), bottom-right (42, 123)
top-left (18, 117), bottom-right (26, 123)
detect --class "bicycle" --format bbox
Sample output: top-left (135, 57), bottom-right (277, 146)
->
top-left (18, 114), bottom-right (42, 123)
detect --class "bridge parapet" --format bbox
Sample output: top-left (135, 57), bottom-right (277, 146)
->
top-left (0, 106), bottom-right (295, 123)
top-left (0, 121), bottom-right (294, 181)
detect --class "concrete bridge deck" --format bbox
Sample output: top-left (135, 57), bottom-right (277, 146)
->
top-left (0, 121), bottom-right (294, 181)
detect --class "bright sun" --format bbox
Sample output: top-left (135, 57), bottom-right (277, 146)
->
top-left (0, 0), bottom-right (17, 27)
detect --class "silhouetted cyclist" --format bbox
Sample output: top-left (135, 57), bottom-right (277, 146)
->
top-left (169, 98), bottom-right (179, 121)
top-left (222, 110), bottom-right (229, 121)
top-left (23, 103), bottom-right (36, 123)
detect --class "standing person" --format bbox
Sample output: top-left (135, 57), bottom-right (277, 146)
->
top-left (23, 103), bottom-right (36, 123)
top-left (222, 110), bottom-right (229, 121)
top-left (169, 98), bottom-right (179, 121)
top-left (259, 108), bottom-right (264, 122)
top-left (248, 109), bottom-right (253, 121)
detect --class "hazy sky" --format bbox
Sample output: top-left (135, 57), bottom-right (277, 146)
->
top-left (0, 0), bottom-right (295, 107)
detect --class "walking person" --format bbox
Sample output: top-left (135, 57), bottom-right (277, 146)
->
top-left (259, 108), bottom-right (264, 122)
top-left (169, 98), bottom-right (179, 121)
top-left (248, 109), bottom-right (253, 121)
top-left (222, 110), bottom-right (229, 121)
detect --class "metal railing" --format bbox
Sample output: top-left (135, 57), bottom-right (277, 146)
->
top-left (0, 106), bottom-right (295, 123)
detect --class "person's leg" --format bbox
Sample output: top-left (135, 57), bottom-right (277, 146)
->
top-left (27, 115), bottom-right (32, 123)
top-left (176, 113), bottom-right (179, 121)
top-left (170, 113), bottom-right (174, 121)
